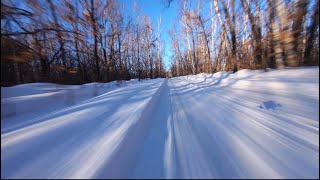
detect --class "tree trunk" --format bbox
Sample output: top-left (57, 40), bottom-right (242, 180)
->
top-left (275, 0), bottom-right (298, 67)
top-left (241, 0), bottom-right (263, 69)
top-left (91, 0), bottom-right (100, 81)
top-left (292, 0), bottom-right (308, 65)
top-left (304, 0), bottom-right (319, 65)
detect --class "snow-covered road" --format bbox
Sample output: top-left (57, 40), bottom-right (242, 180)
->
top-left (1, 67), bottom-right (319, 178)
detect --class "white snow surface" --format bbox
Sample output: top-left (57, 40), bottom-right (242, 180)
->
top-left (1, 67), bottom-right (319, 179)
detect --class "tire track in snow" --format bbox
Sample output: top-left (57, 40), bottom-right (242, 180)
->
top-left (168, 78), bottom-right (280, 178)
top-left (177, 77), bottom-right (318, 178)
top-left (1, 79), bottom-right (164, 179)
top-left (181, 77), bottom-right (318, 153)
top-left (92, 79), bottom-right (166, 178)
top-left (166, 78), bottom-right (218, 178)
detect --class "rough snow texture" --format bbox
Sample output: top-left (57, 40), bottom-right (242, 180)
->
top-left (1, 67), bottom-right (319, 179)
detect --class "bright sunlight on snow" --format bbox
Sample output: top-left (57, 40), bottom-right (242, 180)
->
top-left (1, 67), bottom-right (319, 179)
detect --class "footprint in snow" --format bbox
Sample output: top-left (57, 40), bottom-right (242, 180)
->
top-left (259, 100), bottom-right (282, 110)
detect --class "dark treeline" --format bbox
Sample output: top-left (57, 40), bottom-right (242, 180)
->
top-left (1, 0), bottom-right (166, 86)
top-left (168, 0), bottom-right (319, 77)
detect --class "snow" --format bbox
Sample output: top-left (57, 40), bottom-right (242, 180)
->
top-left (1, 79), bottom-right (139, 132)
top-left (1, 67), bottom-right (319, 179)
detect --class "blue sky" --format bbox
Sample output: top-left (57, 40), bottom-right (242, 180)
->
top-left (119, 0), bottom-right (180, 69)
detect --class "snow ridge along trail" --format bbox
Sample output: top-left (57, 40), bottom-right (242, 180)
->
top-left (1, 67), bottom-right (319, 179)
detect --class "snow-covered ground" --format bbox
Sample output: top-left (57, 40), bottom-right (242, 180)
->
top-left (1, 67), bottom-right (319, 178)
top-left (1, 79), bottom-right (139, 132)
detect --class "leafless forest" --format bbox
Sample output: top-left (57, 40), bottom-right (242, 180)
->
top-left (1, 0), bottom-right (319, 86)
top-left (168, 0), bottom-right (319, 76)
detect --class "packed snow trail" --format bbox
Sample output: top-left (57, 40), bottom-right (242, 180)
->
top-left (1, 79), bottom-right (164, 178)
top-left (1, 67), bottom-right (319, 179)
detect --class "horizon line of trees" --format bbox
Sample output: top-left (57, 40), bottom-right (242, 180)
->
top-left (1, 0), bottom-right (167, 86)
top-left (168, 0), bottom-right (319, 77)
top-left (1, 0), bottom-right (319, 86)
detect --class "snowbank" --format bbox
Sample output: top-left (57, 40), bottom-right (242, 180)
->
top-left (1, 79), bottom-right (142, 131)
